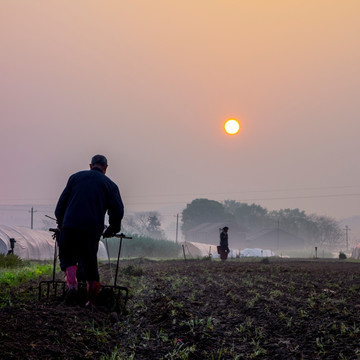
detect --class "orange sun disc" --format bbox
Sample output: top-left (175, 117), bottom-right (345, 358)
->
top-left (224, 119), bottom-right (240, 135)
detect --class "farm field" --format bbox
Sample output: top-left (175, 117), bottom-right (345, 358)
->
top-left (1, 258), bottom-right (360, 359)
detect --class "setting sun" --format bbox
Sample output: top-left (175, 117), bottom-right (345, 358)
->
top-left (224, 119), bottom-right (240, 135)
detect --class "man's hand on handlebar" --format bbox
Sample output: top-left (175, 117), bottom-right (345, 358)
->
top-left (103, 226), bottom-right (116, 238)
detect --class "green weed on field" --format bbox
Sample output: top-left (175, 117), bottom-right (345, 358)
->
top-left (0, 265), bottom-right (52, 285)
top-left (0, 255), bottom-right (52, 286)
top-left (0, 256), bottom-right (53, 308)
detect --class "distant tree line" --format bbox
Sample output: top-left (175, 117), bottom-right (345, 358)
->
top-left (122, 211), bottom-right (166, 240)
top-left (181, 198), bottom-right (343, 248)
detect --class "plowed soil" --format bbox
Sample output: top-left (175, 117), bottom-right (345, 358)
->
top-left (1, 258), bottom-right (360, 359)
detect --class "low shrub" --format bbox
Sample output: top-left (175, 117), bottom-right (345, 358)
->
top-left (339, 252), bottom-right (347, 260)
top-left (123, 265), bottom-right (144, 276)
top-left (102, 235), bottom-right (181, 259)
top-left (0, 253), bottom-right (24, 268)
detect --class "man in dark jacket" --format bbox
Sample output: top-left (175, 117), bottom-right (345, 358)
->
top-left (55, 154), bottom-right (124, 306)
top-left (219, 226), bottom-right (230, 261)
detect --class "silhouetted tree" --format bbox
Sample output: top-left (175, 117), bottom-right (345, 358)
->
top-left (147, 214), bottom-right (165, 239)
top-left (181, 198), bottom-right (230, 233)
top-left (122, 211), bottom-right (165, 239)
top-left (269, 208), bottom-right (315, 237)
top-left (269, 208), bottom-right (342, 248)
top-left (224, 200), bottom-right (269, 231)
top-left (310, 214), bottom-right (343, 247)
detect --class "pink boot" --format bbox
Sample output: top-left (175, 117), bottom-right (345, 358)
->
top-left (65, 265), bottom-right (78, 291)
top-left (86, 281), bottom-right (101, 307)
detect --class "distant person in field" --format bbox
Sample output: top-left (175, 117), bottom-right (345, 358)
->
top-left (219, 226), bottom-right (230, 261)
top-left (55, 154), bottom-right (124, 307)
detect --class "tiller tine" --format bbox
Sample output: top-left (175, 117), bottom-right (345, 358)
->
top-left (99, 233), bottom-right (132, 311)
top-left (38, 280), bottom-right (66, 300)
top-left (38, 228), bottom-right (66, 300)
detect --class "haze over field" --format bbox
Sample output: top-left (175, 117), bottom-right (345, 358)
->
top-left (1, 1), bottom-right (360, 222)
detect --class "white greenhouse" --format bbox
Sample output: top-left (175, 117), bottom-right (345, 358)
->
top-left (0, 225), bottom-right (108, 261)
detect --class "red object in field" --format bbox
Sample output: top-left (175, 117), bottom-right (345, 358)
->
top-left (220, 249), bottom-right (228, 260)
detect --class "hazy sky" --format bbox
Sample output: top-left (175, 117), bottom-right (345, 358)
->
top-left (1, 1), bottom-right (360, 221)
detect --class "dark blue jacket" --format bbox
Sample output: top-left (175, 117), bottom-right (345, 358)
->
top-left (220, 231), bottom-right (229, 251)
top-left (55, 167), bottom-right (124, 237)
